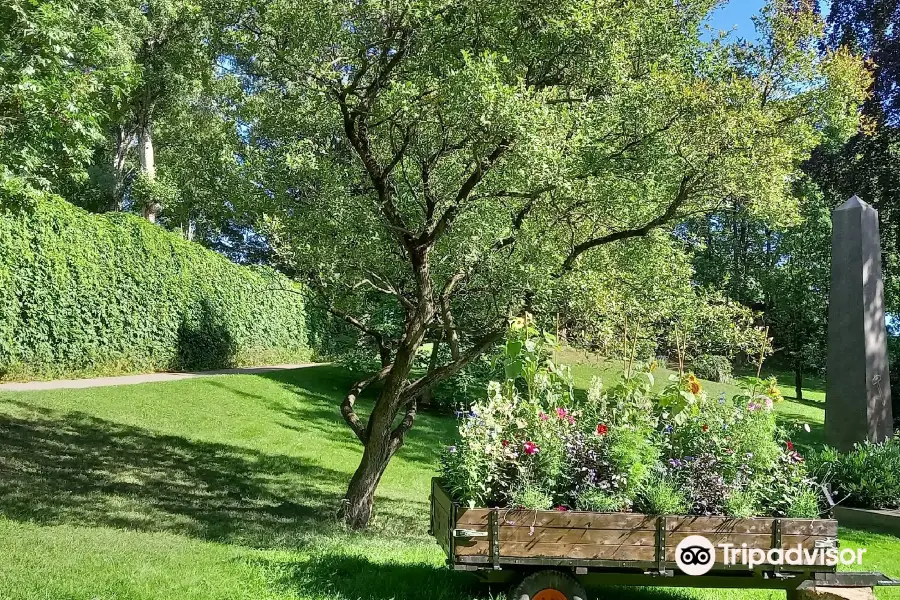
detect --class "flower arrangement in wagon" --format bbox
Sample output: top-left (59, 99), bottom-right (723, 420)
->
top-left (440, 323), bottom-right (820, 518)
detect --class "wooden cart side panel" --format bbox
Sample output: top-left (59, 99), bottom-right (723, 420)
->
top-left (433, 500), bottom-right (451, 556)
top-left (666, 516), bottom-right (837, 537)
top-left (781, 520), bottom-right (838, 536)
top-left (432, 480), bottom-right (453, 518)
top-left (455, 509), bottom-right (659, 561)
top-left (499, 527), bottom-right (658, 545)
top-left (456, 539), bottom-right (657, 561)
top-left (456, 509), bottom-right (656, 530)
top-left (431, 479), bottom-right (453, 558)
top-left (433, 479), bottom-right (840, 568)
top-left (665, 517), bottom-right (838, 568)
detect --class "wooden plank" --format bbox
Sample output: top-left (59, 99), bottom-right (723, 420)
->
top-left (432, 480), bottom-right (453, 517)
top-left (667, 516), bottom-right (774, 534)
top-left (663, 547), bottom-right (831, 565)
top-left (667, 516), bottom-right (837, 536)
top-left (667, 532), bottom-right (830, 550)
top-left (499, 527), bottom-right (657, 545)
top-left (456, 509), bottom-right (657, 530)
top-left (455, 508), bottom-right (492, 527)
top-left (781, 519), bottom-right (837, 537)
top-left (456, 540), bottom-right (657, 561)
top-left (433, 501), bottom-right (451, 556)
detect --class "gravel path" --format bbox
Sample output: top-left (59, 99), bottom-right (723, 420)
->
top-left (0, 363), bottom-right (321, 392)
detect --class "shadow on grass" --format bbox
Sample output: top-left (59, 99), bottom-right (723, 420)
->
top-left (256, 553), bottom-right (704, 600)
top-left (0, 398), bottom-right (419, 549)
top-left (246, 365), bottom-right (458, 468)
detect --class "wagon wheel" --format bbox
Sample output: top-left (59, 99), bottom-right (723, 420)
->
top-left (508, 570), bottom-right (588, 600)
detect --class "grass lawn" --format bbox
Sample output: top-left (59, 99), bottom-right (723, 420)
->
top-left (0, 359), bottom-right (896, 600)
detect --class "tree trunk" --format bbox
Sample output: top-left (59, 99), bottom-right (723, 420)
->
top-left (139, 125), bottom-right (161, 223)
top-left (343, 421), bottom-right (395, 529)
top-left (341, 248), bottom-right (435, 529)
top-left (794, 360), bottom-right (803, 401)
top-left (110, 127), bottom-right (133, 212)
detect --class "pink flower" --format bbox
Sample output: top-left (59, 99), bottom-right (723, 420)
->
top-left (556, 407), bottom-right (568, 420)
top-left (596, 423), bottom-right (609, 436)
top-left (554, 505), bottom-right (569, 512)
top-left (523, 440), bottom-right (539, 455)
top-left (539, 412), bottom-right (549, 421)
top-left (567, 415), bottom-right (576, 425)
top-left (786, 440), bottom-right (794, 451)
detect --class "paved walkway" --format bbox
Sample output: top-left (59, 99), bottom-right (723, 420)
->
top-left (0, 363), bottom-right (321, 392)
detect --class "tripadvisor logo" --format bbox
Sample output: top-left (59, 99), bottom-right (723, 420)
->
top-left (674, 535), bottom-right (867, 576)
top-left (675, 535), bottom-right (716, 575)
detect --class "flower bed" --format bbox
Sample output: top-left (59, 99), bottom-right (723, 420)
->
top-left (440, 326), bottom-right (818, 519)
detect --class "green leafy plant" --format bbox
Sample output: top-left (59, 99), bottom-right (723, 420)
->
top-left (442, 328), bottom-right (820, 518)
top-left (787, 489), bottom-right (821, 518)
top-left (691, 354), bottom-right (733, 383)
top-left (809, 437), bottom-right (900, 510)
top-left (577, 489), bottom-right (628, 513)
top-left (635, 475), bottom-right (689, 515)
top-left (725, 490), bottom-right (759, 518)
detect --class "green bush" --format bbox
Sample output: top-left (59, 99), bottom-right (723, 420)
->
top-left (691, 354), bottom-right (733, 383)
top-left (635, 475), bottom-right (689, 515)
top-left (0, 194), bottom-right (320, 380)
top-left (809, 437), bottom-right (900, 510)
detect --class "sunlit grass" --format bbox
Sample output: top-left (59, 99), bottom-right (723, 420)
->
top-left (0, 361), bottom-right (895, 599)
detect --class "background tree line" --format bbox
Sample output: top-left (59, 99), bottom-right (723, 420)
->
top-left (1, 0), bottom-right (891, 527)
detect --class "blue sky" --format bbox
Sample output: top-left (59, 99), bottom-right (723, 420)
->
top-left (704, 0), bottom-right (766, 41)
top-left (704, 1), bottom-right (832, 41)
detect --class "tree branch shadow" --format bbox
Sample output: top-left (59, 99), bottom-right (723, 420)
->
top-left (0, 399), bottom-right (413, 549)
top-left (255, 553), bottom-right (717, 600)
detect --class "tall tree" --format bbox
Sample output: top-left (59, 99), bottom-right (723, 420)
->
top-left (65, 0), bottom-right (218, 223)
top-left (806, 0), bottom-right (900, 309)
top-left (0, 0), bottom-right (137, 199)
top-left (221, 0), bottom-right (866, 528)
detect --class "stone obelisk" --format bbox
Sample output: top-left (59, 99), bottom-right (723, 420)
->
top-left (825, 195), bottom-right (893, 451)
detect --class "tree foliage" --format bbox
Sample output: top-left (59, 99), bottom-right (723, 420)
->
top-left (213, 0), bottom-right (868, 527)
top-left (0, 0), bottom-right (136, 195)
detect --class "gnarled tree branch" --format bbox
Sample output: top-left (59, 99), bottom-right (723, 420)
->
top-left (556, 174), bottom-right (695, 275)
top-left (401, 328), bottom-right (505, 402)
top-left (342, 363), bottom-right (393, 444)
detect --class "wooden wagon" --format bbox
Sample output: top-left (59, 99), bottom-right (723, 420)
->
top-left (430, 478), bottom-right (899, 600)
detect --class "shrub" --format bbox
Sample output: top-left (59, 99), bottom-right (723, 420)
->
top-left (0, 195), bottom-right (320, 379)
top-left (635, 475), bottom-right (689, 515)
top-left (787, 490), bottom-right (821, 518)
top-left (809, 437), bottom-right (900, 510)
top-left (577, 489), bottom-right (628, 512)
top-left (691, 354), bottom-right (733, 383)
top-left (725, 489), bottom-right (759, 518)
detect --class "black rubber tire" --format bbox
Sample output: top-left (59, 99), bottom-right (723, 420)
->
top-left (507, 570), bottom-right (588, 600)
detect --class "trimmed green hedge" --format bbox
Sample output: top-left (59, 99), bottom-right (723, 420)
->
top-left (0, 195), bottom-right (319, 380)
